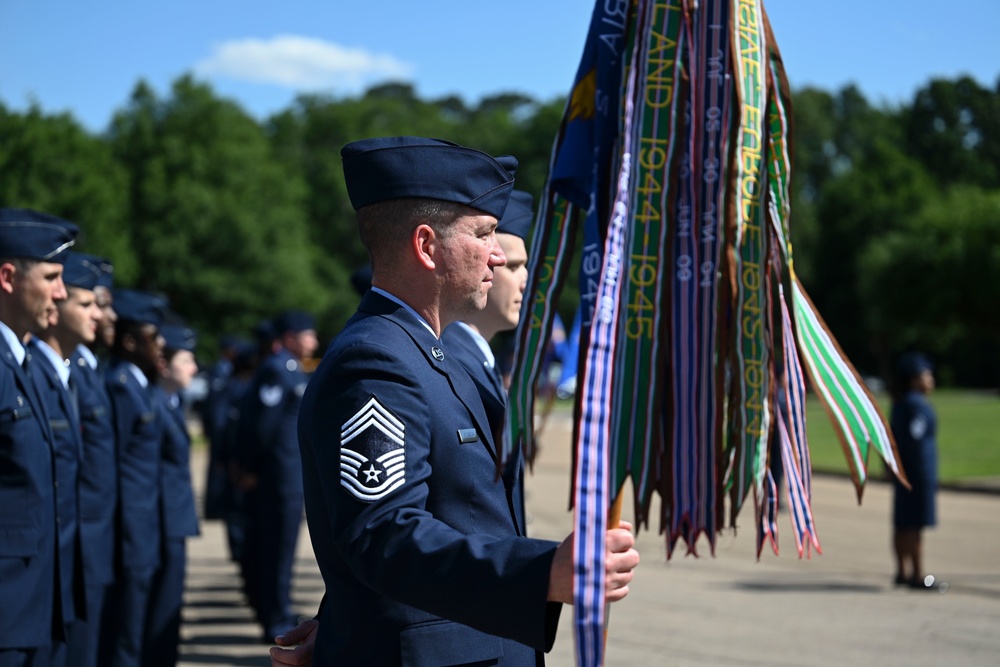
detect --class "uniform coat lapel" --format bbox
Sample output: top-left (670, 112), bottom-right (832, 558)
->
top-left (358, 291), bottom-right (498, 462)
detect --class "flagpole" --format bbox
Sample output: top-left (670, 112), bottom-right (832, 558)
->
top-left (602, 489), bottom-right (626, 647)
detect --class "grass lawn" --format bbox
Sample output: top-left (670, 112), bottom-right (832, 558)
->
top-left (805, 389), bottom-right (1000, 484)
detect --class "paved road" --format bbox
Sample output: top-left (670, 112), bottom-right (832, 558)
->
top-left (179, 410), bottom-right (1000, 666)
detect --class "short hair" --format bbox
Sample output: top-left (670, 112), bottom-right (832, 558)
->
top-left (356, 198), bottom-right (469, 271)
top-left (1, 257), bottom-right (40, 274)
top-left (162, 346), bottom-right (184, 364)
top-left (64, 284), bottom-right (89, 301)
top-left (112, 318), bottom-right (150, 356)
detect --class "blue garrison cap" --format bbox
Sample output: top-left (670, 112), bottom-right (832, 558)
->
top-left (341, 136), bottom-right (518, 219)
top-left (0, 208), bottom-right (78, 262)
top-left (274, 310), bottom-right (315, 335)
top-left (94, 256), bottom-right (114, 289)
top-left (219, 334), bottom-right (242, 352)
top-left (62, 252), bottom-right (105, 290)
top-left (896, 352), bottom-right (933, 383)
top-left (254, 319), bottom-right (275, 345)
top-left (497, 190), bottom-right (534, 240)
top-left (113, 288), bottom-right (167, 326)
top-left (160, 322), bottom-right (197, 352)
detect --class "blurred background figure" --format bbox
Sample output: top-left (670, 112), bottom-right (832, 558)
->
top-left (236, 310), bottom-right (317, 642)
top-left (215, 339), bottom-right (260, 566)
top-left (99, 289), bottom-right (167, 667)
top-left (200, 334), bottom-right (245, 522)
top-left (891, 351), bottom-right (942, 591)
top-left (144, 321), bottom-right (200, 667)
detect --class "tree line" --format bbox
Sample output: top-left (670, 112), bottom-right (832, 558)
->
top-left (1, 74), bottom-right (997, 387)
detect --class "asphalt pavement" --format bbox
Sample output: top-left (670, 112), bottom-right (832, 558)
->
top-left (179, 410), bottom-right (1000, 666)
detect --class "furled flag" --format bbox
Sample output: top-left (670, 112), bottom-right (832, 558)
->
top-left (505, 1), bottom-right (910, 665)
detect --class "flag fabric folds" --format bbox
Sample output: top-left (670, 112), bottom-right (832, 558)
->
top-left (505, 1), bottom-right (908, 664)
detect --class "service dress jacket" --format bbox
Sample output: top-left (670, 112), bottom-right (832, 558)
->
top-left (0, 334), bottom-right (60, 648)
top-left (104, 358), bottom-right (162, 572)
top-left (441, 322), bottom-right (526, 533)
top-left (299, 291), bottom-right (561, 667)
top-left (70, 347), bottom-right (118, 589)
top-left (151, 386), bottom-right (199, 540)
top-left (28, 340), bottom-right (85, 629)
top-left (238, 348), bottom-right (307, 503)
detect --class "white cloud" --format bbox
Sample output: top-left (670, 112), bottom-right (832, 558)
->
top-left (195, 35), bottom-right (415, 90)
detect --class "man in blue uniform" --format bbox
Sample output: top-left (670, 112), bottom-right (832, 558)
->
top-left (272, 190), bottom-right (542, 666)
top-left (28, 252), bottom-right (106, 667)
top-left (144, 321), bottom-right (200, 667)
top-left (891, 351), bottom-right (941, 591)
top-left (238, 310), bottom-right (317, 641)
top-left (201, 335), bottom-right (242, 521)
top-left (99, 289), bottom-right (167, 667)
top-left (0, 208), bottom-right (78, 666)
top-left (295, 137), bottom-right (638, 666)
top-left (63, 255), bottom-right (119, 667)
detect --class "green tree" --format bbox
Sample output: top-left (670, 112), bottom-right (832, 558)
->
top-left (266, 85), bottom-right (566, 330)
top-left (107, 76), bottom-right (328, 350)
top-left (811, 135), bottom-right (936, 375)
top-left (0, 103), bottom-right (135, 279)
top-left (859, 185), bottom-right (1000, 385)
top-left (788, 85), bottom-right (902, 290)
top-left (903, 76), bottom-right (1000, 188)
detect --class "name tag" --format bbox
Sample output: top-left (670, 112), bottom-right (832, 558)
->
top-left (457, 428), bottom-right (478, 444)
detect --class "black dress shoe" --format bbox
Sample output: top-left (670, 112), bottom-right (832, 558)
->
top-left (894, 574), bottom-right (909, 586)
top-left (910, 575), bottom-right (948, 592)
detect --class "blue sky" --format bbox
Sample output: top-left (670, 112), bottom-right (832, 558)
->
top-left (2, 0), bottom-right (998, 133)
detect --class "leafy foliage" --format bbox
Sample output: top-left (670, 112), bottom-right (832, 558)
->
top-left (1, 73), bottom-right (998, 386)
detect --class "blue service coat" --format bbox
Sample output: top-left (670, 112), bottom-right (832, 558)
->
top-left (0, 336), bottom-right (59, 649)
top-left (441, 323), bottom-right (526, 535)
top-left (238, 348), bottom-right (306, 500)
top-left (299, 291), bottom-right (560, 666)
top-left (70, 348), bottom-right (118, 589)
top-left (237, 347), bottom-right (308, 635)
top-left (104, 358), bottom-right (162, 571)
top-left (892, 390), bottom-right (938, 528)
top-left (201, 358), bottom-right (234, 519)
top-left (151, 387), bottom-right (199, 540)
top-left (27, 341), bottom-right (84, 628)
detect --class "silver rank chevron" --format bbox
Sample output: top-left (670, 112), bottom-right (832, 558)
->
top-left (339, 396), bottom-right (406, 502)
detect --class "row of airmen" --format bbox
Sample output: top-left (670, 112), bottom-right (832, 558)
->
top-left (3, 208), bottom-right (220, 667)
top-left (198, 310), bottom-right (318, 644)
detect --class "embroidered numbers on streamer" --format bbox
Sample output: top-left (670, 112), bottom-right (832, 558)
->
top-left (340, 395), bottom-right (406, 502)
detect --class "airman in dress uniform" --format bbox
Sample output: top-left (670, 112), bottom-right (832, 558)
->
top-left (273, 190), bottom-right (544, 667)
top-left (237, 310), bottom-right (317, 641)
top-left (64, 255), bottom-right (119, 667)
top-left (98, 289), bottom-right (167, 667)
top-left (144, 321), bottom-right (200, 667)
top-left (28, 251), bottom-right (105, 667)
top-left (295, 137), bottom-right (638, 666)
top-left (891, 351), bottom-right (942, 591)
top-left (0, 208), bottom-right (78, 666)
top-left (201, 335), bottom-right (243, 521)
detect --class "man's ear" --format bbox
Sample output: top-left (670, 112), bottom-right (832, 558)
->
top-left (413, 223), bottom-right (438, 271)
top-left (121, 331), bottom-right (137, 353)
top-left (0, 263), bottom-right (17, 296)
